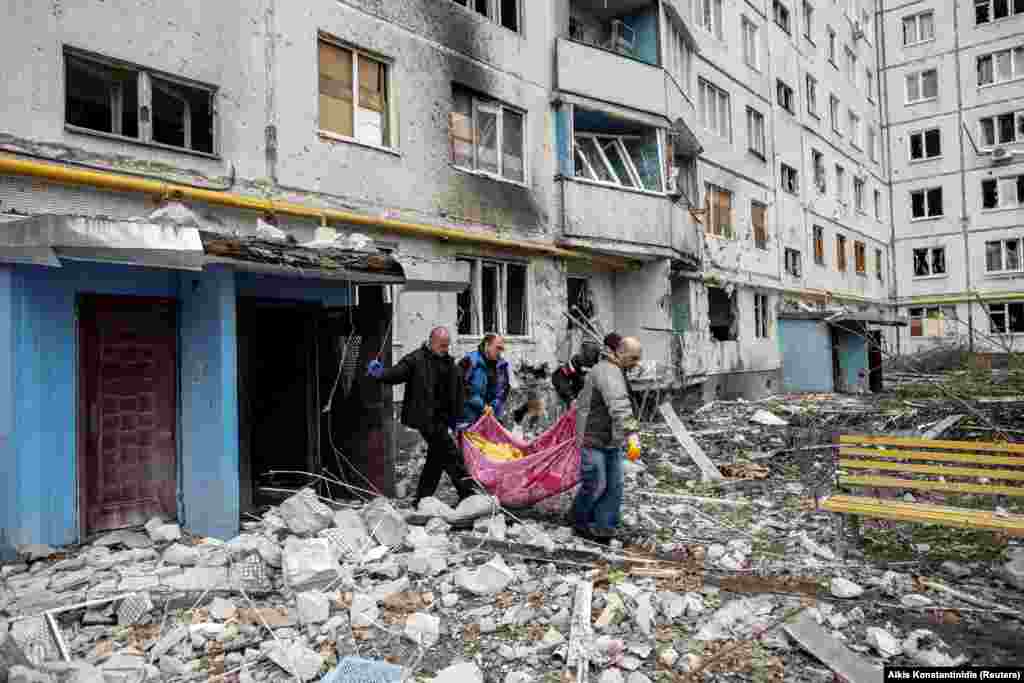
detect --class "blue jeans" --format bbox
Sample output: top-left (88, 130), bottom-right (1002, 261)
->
top-left (572, 446), bottom-right (625, 531)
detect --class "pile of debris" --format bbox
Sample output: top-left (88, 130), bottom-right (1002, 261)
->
top-left (3, 395), bottom-right (1024, 682)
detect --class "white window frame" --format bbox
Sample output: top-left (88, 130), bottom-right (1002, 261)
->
top-left (988, 302), bottom-right (1024, 335)
top-left (854, 176), bottom-right (866, 212)
top-left (777, 79), bottom-right (795, 114)
top-left (785, 247), bottom-right (803, 277)
top-left (746, 107), bottom-right (766, 158)
top-left (754, 293), bottom-right (771, 338)
top-left (912, 246), bottom-right (947, 277)
top-left (985, 237), bottom-right (1024, 273)
top-left (849, 109), bottom-right (862, 148)
top-left (812, 149), bottom-right (827, 194)
top-left (902, 11), bottom-right (935, 46)
top-left (781, 163), bottom-right (799, 194)
top-left (449, 0), bottom-right (521, 32)
top-left (975, 0), bottom-right (1024, 25)
top-left (573, 133), bottom-right (662, 193)
top-left (867, 125), bottom-right (878, 162)
top-left (456, 256), bottom-right (531, 338)
top-left (908, 127), bottom-right (942, 162)
top-left (705, 183), bottom-right (734, 238)
top-left (830, 94), bottom-right (841, 133)
top-left (806, 74), bottom-right (819, 118)
top-left (827, 26), bottom-right (837, 64)
top-left (835, 164), bottom-right (846, 203)
top-left (699, 78), bottom-right (732, 140)
top-left (981, 175), bottom-right (1024, 210)
top-left (802, 1), bottom-right (814, 40)
top-left (866, 68), bottom-right (875, 102)
top-left (742, 16), bottom-right (760, 70)
top-left (697, 0), bottom-right (725, 39)
top-left (452, 90), bottom-right (526, 184)
top-left (813, 225), bottom-right (825, 265)
top-left (977, 46), bottom-right (1024, 87)
top-left (910, 187), bottom-right (944, 220)
top-left (978, 110), bottom-right (1024, 148)
top-left (874, 188), bottom-right (882, 220)
top-left (906, 68), bottom-right (939, 104)
top-left (666, 19), bottom-right (693, 93)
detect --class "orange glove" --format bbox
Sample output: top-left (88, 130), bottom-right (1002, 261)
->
top-left (626, 434), bottom-right (641, 461)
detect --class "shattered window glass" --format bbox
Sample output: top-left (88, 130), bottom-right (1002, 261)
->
top-left (913, 248), bottom-right (930, 276)
top-left (932, 247), bottom-right (946, 274)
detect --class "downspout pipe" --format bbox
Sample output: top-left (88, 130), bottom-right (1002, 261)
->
top-left (0, 154), bottom-right (629, 270)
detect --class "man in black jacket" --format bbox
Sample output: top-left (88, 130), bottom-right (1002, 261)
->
top-left (368, 327), bottom-right (474, 505)
top-left (551, 340), bottom-right (602, 407)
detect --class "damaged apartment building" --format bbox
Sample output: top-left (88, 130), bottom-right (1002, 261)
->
top-left (0, 0), bottom-right (1019, 554)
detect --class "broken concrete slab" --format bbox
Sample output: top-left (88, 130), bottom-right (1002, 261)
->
top-left (325, 510), bottom-right (373, 560)
top-left (282, 537), bottom-right (340, 591)
top-left (144, 518), bottom-right (181, 543)
top-left (750, 409), bottom-right (788, 426)
top-left (278, 489), bottom-right (334, 537)
top-left (784, 613), bottom-right (882, 683)
top-left (362, 498), bottom-right (409, 548)
top-left (295, 591), bottom-right (331, 626)
top-left (865, 627), bottom-right (902, 658)
top-left (830, 577), bottom-right (864, 599)
top-left (93, 530), bottom-right (152, 550)
top-left (455, 555), bottom-right (514, 596)
top-left (7, 666), bottom-right (53, 683)
top-left (404, 612), bottom-right (440, 648)
top-left (265, 640), bottom-right (322, 681)
top-left (659, 403), bottom-right (723, 482)
top-left (902, 630), bottom-right (967, 668)
top-left (161, 543), bottom-right (199, 567)
top-left (0, 631), bottom-right (33, 682)
top-left (349, 594), bottom-right (379, 629)
top-left (208, 597), bottom-right (237, 621)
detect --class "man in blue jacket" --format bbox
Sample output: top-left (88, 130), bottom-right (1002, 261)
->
top-left (458, 333), bottom-right (510, 429)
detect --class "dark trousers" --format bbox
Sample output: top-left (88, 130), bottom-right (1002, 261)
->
top-left (415, 425), bottom-right (473, 501)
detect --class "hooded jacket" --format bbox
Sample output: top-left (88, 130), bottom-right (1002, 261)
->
top-left (551, 342), bottom-right (601, 405)
top-left (458, 350), bottom-right (510, 426)
top-left (375, 343), bottom-right (462, 432)
top-left (575, 354), bottom-right (639, 449)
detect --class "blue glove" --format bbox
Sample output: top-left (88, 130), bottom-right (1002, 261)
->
top-left (367, 360), bottom-right (384, 378)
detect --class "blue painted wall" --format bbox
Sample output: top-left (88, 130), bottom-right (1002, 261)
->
top-left (556, 107), bottom-right (573, 177)
top-left (779, 319), bottom-right (834, 393)
top-left (180, 266), bottom-right (239, 541)
top-left (0, 267), bottom-right (16, 560)
top-left (622, 7), bottom-right (659, 65)
top-left (836, 327), bottom-right (868, 392)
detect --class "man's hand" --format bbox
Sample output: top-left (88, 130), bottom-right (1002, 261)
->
top-left (483, 405), bottom-right (493, 416)
top-left (367, 360), bottom-right (384, 378)
top-left (626, 433), bottom-right (641, 461)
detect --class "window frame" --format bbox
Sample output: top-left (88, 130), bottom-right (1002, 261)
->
top-left (573, 132), bottom-right (662, 193)
top-left (902, 10), bottom-right (936, 46)
top-left (777, 79), bottom-right (795, 114)
top-left (978, 110), bottom-right (1024, 148)
top-left (912, 246), bottom-right (948, 278)
top-left (448, 0), bottom-right (522, 33)
top-left (746, 106), bottom-right (766, 159)
top-left (812, 148), bottom-right (827, 194)
top-left (910, 186), bottom-right (945, 220)
top-left (774, 0), bottom-right (792, 34)
top-left (866, 68), bottom-right (875, 102)
top-left (452, 87), bottom-right (527, 184)
top-left (975, 0), bottom-right (1024, 25)
top-left (781, 163), bottom-right (799, 194)
top-left (977, 46), bottom-right (1024, 87)
top-left (785, 247), bottom-right (803, 277)
top-left (854, 176), bottom-right (866, 212)
top-left (844, 45), bottom-right (858, 84)
top-left (63, 45), bottom-right (219, 158)
top-left (910, 306), bottom-right (960, 337)
top-left (836, 233), bottom-right (848, 272)
top-left (835, 163), bottom-right (846, 203)
top-left (981, 175), bottom-right (1024, 210)
top-left (875, 247), bottom-right (884, 281)
top-left (456, 256), bottom-right (531, 338)
top-left (318, 36), bottom-right (396, 151)
top-left (705, 183), bottom-right (735, 239)
top-left (867, 124), bottom-right (878, 162)
top-left (742, 16), bottom-right (760, 70)
top-left (813, 224), bottom-right (825, 265)
top-left (802, 0), bottom-right (814, 41)
top-left (874, 188), bottom-right (883, 220)
top-left (827, 26), bottom-right (837, 65)
top-left (830, 94), bottom-right (841, 133)
top-left (849, 109), bottom-right (862, 148)
top-left (806, 74), bottom-right (819, 118)
top-left (751, 200), bottom-right (769, 249)
top-left (699, 78), bottom-right (732, 140)
top-left (754, 292), bottom-right (771, 338)
top-left (854, 240), bottom-right (867, 275)
top-left (985, 237), bottom-right (1024, 273)
top-left (905, 68), bottom-right (939, 104)
top-left (988, 302), bottom-right (1024, 335)
top-left (908, 127), bottom-right (942, 162)
top-left (697, 0), bottom-right (725, 40)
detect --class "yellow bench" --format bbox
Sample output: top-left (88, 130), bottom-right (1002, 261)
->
top-left (821, 434), bottom-right (1024, 536)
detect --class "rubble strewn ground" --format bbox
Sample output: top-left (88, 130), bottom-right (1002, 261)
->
top-left (3, 392), bottom-right (1023, 682)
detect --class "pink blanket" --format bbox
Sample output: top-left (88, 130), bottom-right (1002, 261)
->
top-left (461, 407), bottom-right (580, 507)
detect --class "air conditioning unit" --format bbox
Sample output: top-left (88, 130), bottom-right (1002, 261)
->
top-left (992, 147), bottom-right (1018, 163)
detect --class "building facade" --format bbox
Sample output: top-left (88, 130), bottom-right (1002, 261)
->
top-left (883, 0), bottom-right (1024, 353)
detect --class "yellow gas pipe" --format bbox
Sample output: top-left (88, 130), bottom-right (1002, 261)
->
top-left (0, 154), bottom-right (629, 270)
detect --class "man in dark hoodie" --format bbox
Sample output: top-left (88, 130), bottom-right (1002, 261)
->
top-left (552, 333), bottom-right (622, 407)
top-left (368, 327), bottom-right (474, 505)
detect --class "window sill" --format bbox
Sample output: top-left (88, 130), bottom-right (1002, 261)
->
top-left (976, 14), bottom-right (1024, 28)
top-left (910, 215), bottom-right (945, 222)
top-left (906, 97), bottom-right (938, 106)
top-left (904, 38), bottom-right (937, 48)
top-left (567, 176), bottom-right (666, 199)
top-left (318, 130), bottom-right (401, 157)
top-left (979, 76), bottom-right (1024, 90)
top-left (909, 155), bottom-right (943, 164)
top-left (455, 165), bottom-right (528, 188)
top-left (912, 274), bottom-right (949, 281)
top-left (981, 205), bottom-right (1024, 214)
top-left (984, 270), bottom-right (1024, 278)
top-left (65, 124), bottom-right (221, 160)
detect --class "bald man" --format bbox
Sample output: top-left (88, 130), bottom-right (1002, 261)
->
top-left (368, 327), bottom-right (474, 504)
top-left (573, 336), bottom-right (642, 544)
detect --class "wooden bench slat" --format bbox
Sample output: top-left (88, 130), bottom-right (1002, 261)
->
top-left (822, 495), bottom-right (1024, 535)
top-left (839, 434), bottom-right (1024, 454)
top-left (838, 459), bottom-right (1024, 481)
top-left (839, 447), bottom-right (1024, 466)
top-left (838, 474), bottom-right (1024, 497)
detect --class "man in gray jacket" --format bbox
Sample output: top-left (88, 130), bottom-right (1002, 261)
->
top-left (573, 336), bottom-right (642, 544)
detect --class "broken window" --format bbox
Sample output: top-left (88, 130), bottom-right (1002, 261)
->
top-left (780, 164), bottom-right (798, 194)
top-left (457, 257), bottom-right (529, 336)
top-left (706, 184), bottom-right (733, 238)
top-left (913, 246), bottom-right (947, 277)
top-left (64, 49), bottom-right (215, 154)
top-left (319, 38), bottom-right (390, 148)
top-left (812, 150), bottom-right (826, 194)
top-left (813, 225), bottom-right (825, 265)
top-left (451, 86), bottom-right (525, 182)
top-left (986, 238), bottom-right (1023, 272)
top-left (854, 241), bottom-right (866, 274)
top-left (910, 306), bottom-right (958, 337)
top-left (754, 293), bottom-right (770, 338)
top-left (989, 302), bottom-right (1024, 334)
top-left (785, 248), bottom-right (802, 277)
top-left (979, 111), bottom-right (1024, 147)
top-left (573, 108), bottom-right (662, 192)
top-left (751, 202), bottom-right (768, 249)
top-left (875, 248), bottom-right (884, 281)
top-left (708, 287), bottom-right (736, 341)
top-left (776, 79), bottom-right (795, 114)
top-left (910, 187), bottom-right (943, 219)
top-left (837, 234), bottom-right (847, 272)
top-left (566, 277), bottom-right (595, 328)
top-left (909, 128), bottom-right (941, 161)
top-left (981, 176), bottom-right (1024, 210)
top-left (671, 279), bottom-right (691, 333)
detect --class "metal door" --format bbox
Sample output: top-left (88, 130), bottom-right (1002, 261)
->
top-left (78, 296), bottom-right (178, 533)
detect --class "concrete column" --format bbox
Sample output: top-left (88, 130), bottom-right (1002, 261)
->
top-left (0, 266), bottom-right (16, 560)
top-left (179, 266), bottom-right (239, 541)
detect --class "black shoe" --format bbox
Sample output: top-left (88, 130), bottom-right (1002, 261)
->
top-left (573, 525), bottom-right (610, 546)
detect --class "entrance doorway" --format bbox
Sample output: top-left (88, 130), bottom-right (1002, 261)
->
top-left (78, 295), bottom-right (178, 534)
top-left (868, 330), bottom-right (884, 393)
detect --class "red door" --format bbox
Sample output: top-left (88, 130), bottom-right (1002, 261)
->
top-left (78, 296), bottom-right (178, 534)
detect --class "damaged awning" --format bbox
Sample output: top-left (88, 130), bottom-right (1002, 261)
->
top-left (200, 232), bottom-right (406, 285)
top-left (0, 214), bottom-right (204, 270)
top-left (780, 311), bottom-right (908, 327)
top-left (670, 117), bottom-right (703, 157)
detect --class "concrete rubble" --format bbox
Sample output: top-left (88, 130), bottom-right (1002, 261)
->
top-left (1, 393), bottom-right (1022, 680)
